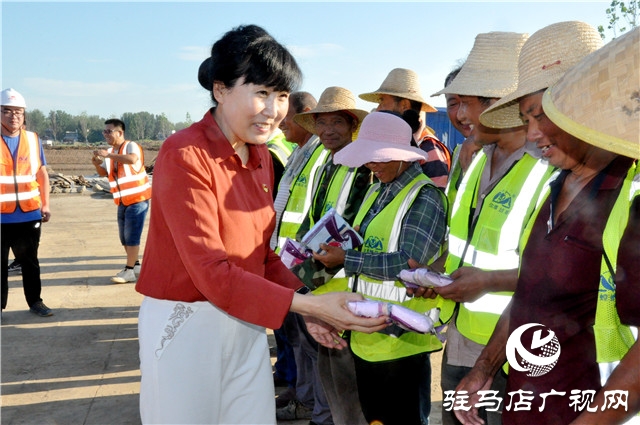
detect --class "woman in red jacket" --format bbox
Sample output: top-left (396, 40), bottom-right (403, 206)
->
top-left (135, 25), bottom-right (387, 424)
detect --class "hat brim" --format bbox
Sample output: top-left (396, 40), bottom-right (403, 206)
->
top-left (542, 89), bottom-right (640, 159)
top-left (359, 92), bottom-right (437, 113)
top-left (334, 139), bottom-right (428, 168)
top-left (294, 108), bottom-right (369, 136)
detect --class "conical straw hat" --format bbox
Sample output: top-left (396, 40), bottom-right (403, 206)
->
top-left (294, 86), bottom-right (369, 136)
top-left (432, 32), bottom-right (528, 98)
top-left (480, 21), bottom-right (603, 129)
top-left (542, 27), bottom-right (640, 159)
top-left (359, 68), bottom-right (437, 113)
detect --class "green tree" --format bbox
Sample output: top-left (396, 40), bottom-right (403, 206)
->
top-left (155, 113), bottom-right (173, 140)
top-left (26, 109), bottom-right (48, 136)
top-left (599, 0), bottom-right (638, 39)
top-left (78, 112), bottom-right (90, 143)
top-left (48, 110), bottom-right (77, 140)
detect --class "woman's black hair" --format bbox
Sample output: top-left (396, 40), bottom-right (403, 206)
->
top-left (198, 25), bottom-right (302, 105)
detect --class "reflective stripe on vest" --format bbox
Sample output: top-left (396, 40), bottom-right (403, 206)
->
top-left (447, 152), bottom-right (553, 344)
top-left (448, 153), bottom-right (552, 271)
top-left (309, 164), bottom-right (357, 227)
top-left (348, 175), bottom-right (444, 361)
top-left (267, 133), bottom-right (295, 167)
top-left (0, 130), bottom-right (42, 213)
top-left (595, 163), bottom-right (639, 383)
top-left (104, 141), bottom-right (152, 206)
top-left (276, 145), bottom-right (330, 250)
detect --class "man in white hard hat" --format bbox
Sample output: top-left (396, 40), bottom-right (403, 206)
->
top-left (1, 88), bottom-right (53, 317)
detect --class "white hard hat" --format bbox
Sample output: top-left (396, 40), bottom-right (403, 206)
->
top-left (1, 88), bottom-right (26, 108)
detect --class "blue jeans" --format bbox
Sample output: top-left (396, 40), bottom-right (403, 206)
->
top-left (117, 200), bottom-right (149, 246)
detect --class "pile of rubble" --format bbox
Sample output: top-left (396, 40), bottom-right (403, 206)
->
top-left (49, 172), bottom-right (111, 194)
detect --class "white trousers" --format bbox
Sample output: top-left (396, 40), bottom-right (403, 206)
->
top-left (138, 296), bottom-right (275, 425)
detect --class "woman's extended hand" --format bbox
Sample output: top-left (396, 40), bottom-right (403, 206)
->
top-left (292, 291), bottom-right (389, 348)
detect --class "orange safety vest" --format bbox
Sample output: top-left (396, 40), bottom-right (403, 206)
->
top-left (0, 130), bottom-right (43, 214)
top-left (104, 141), bottom-right (152, 206)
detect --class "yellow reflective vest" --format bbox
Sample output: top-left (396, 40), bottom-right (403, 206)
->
top-left (267, 132), bottom-right (296, 168)
top-left (308, 163), bottom-right (359, 227)
top-left (276, 143), bottom-right (330, 252)
top-left (444, 150), bottom-right (554, 345)
top-left (521, 162), bottom-right (639, 385)
top-left (348, 175), bottom-right (445, 362)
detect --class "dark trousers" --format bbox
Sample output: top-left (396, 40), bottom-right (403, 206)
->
top-left (282, 312), bottom-right (333, 424)
top-left (2, 220), bottom-right (43, 309)
top-left (353, 351), bottom-right (430, 425)
top-left (318, 341), bottom-right (368, 425)
top-left (273, 326), bottom-right (297, 387)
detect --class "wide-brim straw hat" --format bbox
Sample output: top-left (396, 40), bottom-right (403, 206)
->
top-left (542, 27), bottom-right (640, 159)
top-left (359, 68), bottom-right (437, 113)
top-left (334, 111), bottom-right (428, 168)
top-left (294, 86), bottom-right (369, 136)
top-left (480, 21), bottom-right (603, 129)
top-left (432, 32), bottom-right (528, 98)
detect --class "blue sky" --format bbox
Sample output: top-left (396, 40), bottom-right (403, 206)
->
top-left (2, 1), bottom-right (611, 123)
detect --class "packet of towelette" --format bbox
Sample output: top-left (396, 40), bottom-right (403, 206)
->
top-left (397, 268), bottom-right (454, 289)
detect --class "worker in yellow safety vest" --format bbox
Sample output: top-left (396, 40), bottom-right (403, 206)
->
top-left (454, 26), bottom-right (639, 425)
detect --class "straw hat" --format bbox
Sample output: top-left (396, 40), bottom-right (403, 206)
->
top-left (542, 27), bottom-right (640, 159)
top-left (480, 21), bottom-right (603, 129)
top-left (432, 32), bottom-right (528, 98)
top-left (334, 112), bottom-right (428, 167)
top-left (294, 86), bottom-right (369, 136)
top-left (359, 68), bottom-right (437, 113)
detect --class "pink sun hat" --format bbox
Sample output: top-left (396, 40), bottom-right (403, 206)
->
top-left (334, 112), bottom-right (428, 167)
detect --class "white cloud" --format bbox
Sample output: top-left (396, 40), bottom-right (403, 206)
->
top-left (178, 46), bottom-right (209, 61)
top-left (287, 43), bottom-right (344, 59)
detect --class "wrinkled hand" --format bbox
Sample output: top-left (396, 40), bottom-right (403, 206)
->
top-left (405, 285), bottom-right (438, 299)
top-left (312, 243), bottom-right (346, 269)
top-left (434, 266), bottom-right (490, 303)
top-left (304, 315), bottom-right (349, 349)
top-left (454, 365), bottom-right (494, 425)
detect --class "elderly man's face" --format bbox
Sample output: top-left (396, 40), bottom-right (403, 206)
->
top-left (314, 112), bottom-right (356, 155)
top-left (520, 91), bottom-right (590, 170)
top-left (457, 95), bottom-right (498, 145)
top-left (280, 103), bottom-right (309, 146)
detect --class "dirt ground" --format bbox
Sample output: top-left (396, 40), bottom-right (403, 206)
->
top-left (1, 193), bottom-right (443, 425)
top-left (43, 147), bottom-right (159, 177)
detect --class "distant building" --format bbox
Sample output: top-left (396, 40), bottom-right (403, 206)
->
top-left (62, 131), bottom-right (80, 144)
top-left (425, 107), bottom-right (465, 152)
